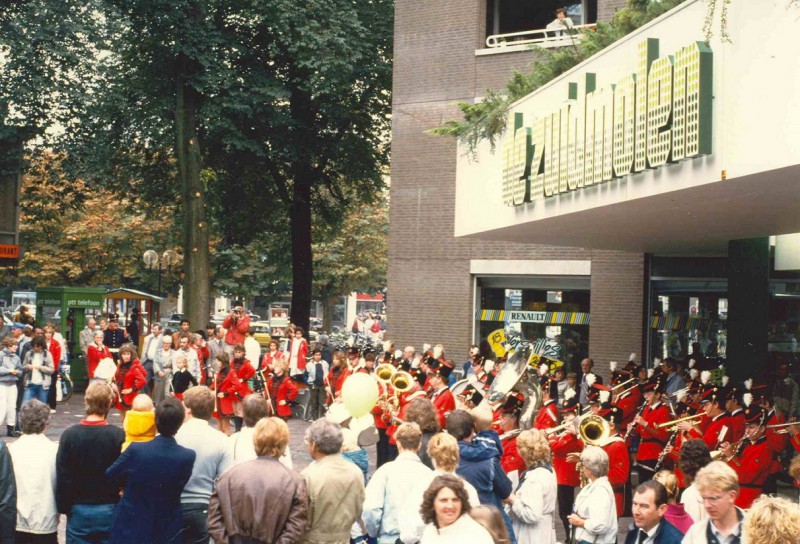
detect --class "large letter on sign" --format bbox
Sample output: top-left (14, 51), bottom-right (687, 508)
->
top-left (672, 41), bottom-right (713, 160)
top-left (647, 55), bottom-right (674, 167)
top-left (502, 112), bottom-right (533, 206)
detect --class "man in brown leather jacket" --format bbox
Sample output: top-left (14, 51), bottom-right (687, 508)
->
top-left (208, 418), bottom-right (308, 543)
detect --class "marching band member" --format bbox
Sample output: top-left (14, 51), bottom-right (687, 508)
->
top-left (259, 339), bottom-right (283, 373)
top-left (534, 375), bottom-right (559, 431)
top-left (597, 401), bottom-right (631, 517)
top-left (231, 343), bottom-right (256, 432)
top-left (326, 351), bottom-right (348, 403)
top-left (112, 344), bottom-right (147, 414)
top-left (214, 352), bottom-right (242, 435)
top-left (759, 391), bottom-right (789, 461)
top-left (725, 385), bottom-right (746, 444)
top-left (719, 397), bottom-right (772, 509)
top-left (550, 389), bottom-right (582, 538)
top-left (678, 383), bottom-right (730, 452)
top-left (265, 359), bottom-right (299, 421)
top-left (427, 359), bottom-right (455, 429)
top-left (103, 314), bottom-right (130, 363)
top-left (371, 368), bottom-right (394, 467)
top-left (497, 393), bottom-right (525, 477)
top-left (630, 376), bottom-right (670, 482)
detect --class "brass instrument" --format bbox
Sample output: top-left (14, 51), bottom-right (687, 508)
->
top-left (375, 363), bottom-right (396, 383)
top-left (544, 419), bottom-right (576, 436)
top-left (656, 413), bottom-right (703, 431)
top-left (499, 429), bottom-right (522, 441)
top-left (577, 414), bottom-right (612, 446)
top-left (615, 383), bottom-right (640, 398)
top-left (611, 377), bottom-right (635, 391)
top-left (486, 342), bottom-right (542, 429)
top-left (765, 420), bottom-right (798, 430)
top-left (391, 370), bottom-right (413, 392)
top-left (213, 373), bottom-right (218, 414)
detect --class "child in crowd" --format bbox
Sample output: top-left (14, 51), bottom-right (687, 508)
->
top-left (122, 394), bottom-right (156, 451)
top-left (171, 353), bottom-right (198, 401)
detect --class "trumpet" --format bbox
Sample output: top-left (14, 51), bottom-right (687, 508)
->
top-left (656, 413), bottom-right (703, 431)
top-left (544, 419), bottom-right (576, 436)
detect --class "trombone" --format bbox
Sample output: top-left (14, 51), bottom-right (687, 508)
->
top-left (765, 420), bottom-right (798, 434)
top-left (656, 413), bottom-right (703, 431)
top-left (611, 377), bottom-right (635, 391)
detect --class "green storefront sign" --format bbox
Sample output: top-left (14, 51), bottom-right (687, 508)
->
top-left (502, 38), bottom-right (713, 206)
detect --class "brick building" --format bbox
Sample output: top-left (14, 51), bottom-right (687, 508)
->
top-left (388, 0), bottom-right (800, 381)
top-left (389, 0), bottom-right (644, 374)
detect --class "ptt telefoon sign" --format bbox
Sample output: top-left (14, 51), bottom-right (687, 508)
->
top-left (502, 38), bottom-right (712, 206)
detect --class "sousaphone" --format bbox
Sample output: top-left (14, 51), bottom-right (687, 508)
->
top-left (486, 343), bottom-right (542, 430)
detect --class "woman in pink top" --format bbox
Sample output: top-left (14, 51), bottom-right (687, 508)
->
top-left (654, 470), bottom-right (694, 534)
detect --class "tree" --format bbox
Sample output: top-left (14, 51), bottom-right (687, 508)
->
top-left (313, 193), bottom-right (389, 332)
top-left (2, 152), bottom-right (179, 290)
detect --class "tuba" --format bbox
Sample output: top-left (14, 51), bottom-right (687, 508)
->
top-left (486, 342), bottom-right (542, 429)
top-left (391, 370), bottom-right (414, 393)
top-left (375, 363), bottom-right (396, 383)
top-left (577, 414), bottom-right (612, 446)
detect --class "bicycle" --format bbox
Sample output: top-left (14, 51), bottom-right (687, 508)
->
top-left (57, 362), bottom-right (74, 403)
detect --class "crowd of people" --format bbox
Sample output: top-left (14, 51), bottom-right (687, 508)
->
top-left (3, 307), bottom-right (800, 544)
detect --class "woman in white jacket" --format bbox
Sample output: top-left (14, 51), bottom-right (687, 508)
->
top-left (8, 399), bottom-right (60, 541)
top-left (567, 446), bottom-right (618, 544)
top-left (506, 429), bottom-right (557, 544)
top-left (420, 474), bottom-right (494, 544)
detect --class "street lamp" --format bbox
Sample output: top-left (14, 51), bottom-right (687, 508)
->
top-left (142, 249), bottom-right (179, 298)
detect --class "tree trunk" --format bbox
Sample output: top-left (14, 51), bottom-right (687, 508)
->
top-left (289, 174), bottom-right (312, 336)
top-left (175, 72), bottom-right (210, 330)
top-left (288, 84), bottom-right (314, 337)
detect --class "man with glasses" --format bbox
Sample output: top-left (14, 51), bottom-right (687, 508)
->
top-left (681, 461), bottom-right (743, 544)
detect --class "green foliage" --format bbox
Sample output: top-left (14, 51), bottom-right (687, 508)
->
top-left (430, 0), bottom-right (687, 153)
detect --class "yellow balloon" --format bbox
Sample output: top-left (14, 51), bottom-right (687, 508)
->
top-left (341, 373), bottom-right (379, 418)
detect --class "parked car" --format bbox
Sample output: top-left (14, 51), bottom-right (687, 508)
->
top-left (251, 321), bottom-right (272, 349)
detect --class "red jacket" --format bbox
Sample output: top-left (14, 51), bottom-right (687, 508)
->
top-left (729, 436), bottom-right (773, 509)
top-left (550, 433), bottom-right (582, 487)
top-left (602, 436), bottom-right (631, 517)
top-left (287, 338), bottom-right (309, 372)
top-left (765, 410), bottom-right (788, 456)
top-left (688, 412), bottom-right (730, 451)
top-left (47, 339), bottom-right (62, 368)
top-left (232, 358), bottom-right (256, 396)
top-left (616, 388), bottom-right (643, 429)
top-left (87, 343), bottom-right (112, 379)
top-left (114, 359), bottom-right (147, 410)
top-left (534, 401), bottom-right (559, 430)
top-left (267, 374), bottom-right (299, 418)
top-left (635, 402), bottom-right (671, 461)
top-left (388, 389), bottom-right (427, 445)
top-left (260, 350), bottom-right (284, 371)
top-left (222, 314), bottom-right (251, 346)
top-left (500, 435), bottom-right (526, 476)
top-left (430, 387), bottom-right (455, 429)
top-left (791, 431), bottom-right (800, 453)
top-left (728, 409), bottom-right (745, 444)
top-left (216, 368), bottom-right (244, 417)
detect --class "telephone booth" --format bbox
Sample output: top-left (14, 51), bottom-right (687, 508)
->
top-left (35, 286), bottom-right (106, 389)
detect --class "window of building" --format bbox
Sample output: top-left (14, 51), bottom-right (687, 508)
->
top-left (486, 0), bottom-right (597, 38)
top-left (475, 282), bottom-right (590, 367)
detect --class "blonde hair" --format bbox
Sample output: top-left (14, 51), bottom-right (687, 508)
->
top-left (789, 454), bottom-right (800, 482)
top-left (695, 460), bottom-right (739, 494)
top-left (253, 417), bottom-right (290, 458)
top-left (516, 429), bottom-right (551, 467)
top-left (470, 404), bottom-right (493, 432)
top-left (743, 495), bottom-right (800, 544)
top-left (470, 505), bottom-right (511, 544)
top-left (174, 351), bottom-right (188, 369)
top-left (395, 422), bottom-right (422, 451)
top-left (84, 381), bottom-right (115, 416)
top-left (653, 470), bottom-right (679, 503)
top-left (131, 394), bottom-right (154, 412)
top-left (427, 432), bottom-right (460, 472)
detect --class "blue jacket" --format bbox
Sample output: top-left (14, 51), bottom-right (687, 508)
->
top-left (624, 519), bottom-right (684, 544)
top-left (105, 435), bottom-right (196, 544)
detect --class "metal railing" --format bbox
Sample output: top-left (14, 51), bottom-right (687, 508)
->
top-left (485, 23), bottom-right (596, 49)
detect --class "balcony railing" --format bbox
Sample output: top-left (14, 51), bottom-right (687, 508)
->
top-left (485, 24), bottom-right (597, 49)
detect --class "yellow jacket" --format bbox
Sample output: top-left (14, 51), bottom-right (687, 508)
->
top-left (122, 410), bottom-right (156, 451)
